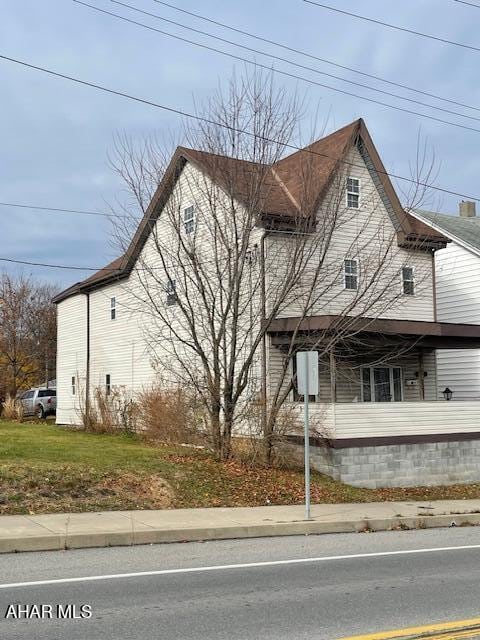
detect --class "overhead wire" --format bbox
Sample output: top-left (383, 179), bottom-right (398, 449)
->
top-left (303, 0), bottom-right (480, 53)
top-left (71, 0), bottom-right (480, 135)
top-left (151, 0), bottom-right (480, 113)
top-left (105, 0), bottom-right (480, 124)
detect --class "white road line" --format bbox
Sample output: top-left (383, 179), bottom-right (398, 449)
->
top-left (1, 543), bottom-right (480, 589)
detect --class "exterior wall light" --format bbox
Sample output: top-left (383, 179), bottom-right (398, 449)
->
top-left (442, 387), bottom-right (453, 401)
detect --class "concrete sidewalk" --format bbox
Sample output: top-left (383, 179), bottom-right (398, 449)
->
top-left (2, 499), bottom-right (480, 554)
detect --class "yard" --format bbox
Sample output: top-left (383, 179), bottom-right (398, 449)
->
top-left (2, 420), bottom-right (480, 515)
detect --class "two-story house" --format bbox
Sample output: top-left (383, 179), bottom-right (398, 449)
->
top-left (54, 119), bottom-right (480, 488)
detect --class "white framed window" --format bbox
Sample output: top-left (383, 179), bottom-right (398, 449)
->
top-left (106, 374), bottom-right (111, 396)
top-left (71, 376), bottom-right (76, 395)
top-left (110, 297), bottom-right (116, 320)
top-left (402, 266), bottom-right (415, 296)
top-left (346, 177), bottom-right (360, 209)
top-left (361, 366), bottom-right (403, 402)
top-left (344, 258), bottom-right (359, 290)
top-left (166, 280), bottom-right (177, 306)
top-left (184, 205), bottom-right (195, 234)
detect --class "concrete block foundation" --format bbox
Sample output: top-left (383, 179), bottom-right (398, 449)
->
top-left (285, 439), bottom-right (480, 488)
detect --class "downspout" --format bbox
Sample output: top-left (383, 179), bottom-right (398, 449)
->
top-left (260, 231), bottom-right (269, 441)
top-left (85, 292), bottom-right (91, 427)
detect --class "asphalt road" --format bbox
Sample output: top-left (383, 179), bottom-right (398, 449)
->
top-left (1, 527), bottom-right (480, 639)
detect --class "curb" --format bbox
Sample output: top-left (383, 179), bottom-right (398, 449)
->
top-left (1, 512), bottom-right (480, 554)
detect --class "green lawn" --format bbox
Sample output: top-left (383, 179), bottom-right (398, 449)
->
top-left (2, 420), bottom-right (480, 515)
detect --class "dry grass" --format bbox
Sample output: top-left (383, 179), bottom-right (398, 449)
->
top-left (1, 396), bottom-right (23, 422)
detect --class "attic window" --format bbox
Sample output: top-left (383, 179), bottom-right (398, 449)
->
top-left (184, 206), bottom-right (195, 234)
top-left (346, 177), bottom-right (360, 209)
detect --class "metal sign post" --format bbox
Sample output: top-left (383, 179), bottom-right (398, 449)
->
top-left (296, 351), bottom-right (319, 521)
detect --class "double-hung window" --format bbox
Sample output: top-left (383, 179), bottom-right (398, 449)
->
top-left (166, 280), bottom-right (177, 306)
top-left (346, 177), bottom-right (360, 209)
top-left (106, 374), bottom-right (111, 396)
top-left (110, 297), bottom-right (116, 320)
top-left (184, 206), bottom-right (195, 234)
top-left (361, 366), bottom-right (402, 402)
top-left (71, 376), bottom-right (76, 395)
top-left (344, 258), bottom-right (358, 290)
top-left (402, 266), bottom-right (415, 296)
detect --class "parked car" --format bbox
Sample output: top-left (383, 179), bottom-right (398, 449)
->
top-left (18, 387), bottom-right (57, 419)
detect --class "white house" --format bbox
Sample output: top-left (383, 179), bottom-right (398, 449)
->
top-left (412, 202), bottom-right (480, 400)
top-left (54, 119), bottom-right (480, 488)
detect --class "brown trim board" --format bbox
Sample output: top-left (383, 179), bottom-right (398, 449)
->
top-left (286, 432), bottom-right (480, 449)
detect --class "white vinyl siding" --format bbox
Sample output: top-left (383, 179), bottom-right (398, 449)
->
top-left (434, 241), bottom-right (480, 399)
top-left (56, 294), bottom-right (87, 425)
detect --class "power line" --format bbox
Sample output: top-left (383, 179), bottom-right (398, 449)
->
top-left (0, 201), bottom-right (123, 218)
top-left (152, 0), bottom-right (480, 114)
top-left (454, 0), bottom-right (480, 8)
top-left (2, 52), bottom-right (480, 204)
top-left (73, 0), bottom-right (480, 135)
top-left (0, 256), bottom-right (109, 271)
top-left (108, 0), bottom-right (480, 124)
top-left (303, 0), bottom-right (480, 53)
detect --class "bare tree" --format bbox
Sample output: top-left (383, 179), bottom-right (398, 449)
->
top-left (111, 69), bottom-right (436, 461)
top-left (0, 274), bottom-right (57, 399)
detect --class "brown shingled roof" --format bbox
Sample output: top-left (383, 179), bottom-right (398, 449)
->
top-left (54, 118), bottom-right (447, 304)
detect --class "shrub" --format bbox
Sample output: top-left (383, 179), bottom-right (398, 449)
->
top-left (136, 384), bottom-right (204, 445)
top-left (1, 395), bottom-right (24, 422)
top-left (80, 386), bottom-right (138, 435)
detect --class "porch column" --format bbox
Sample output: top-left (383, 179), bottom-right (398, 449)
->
top-left (418, 349), bottom-right (425, 400)
top-left (330, 349), bottom-right (337, 403)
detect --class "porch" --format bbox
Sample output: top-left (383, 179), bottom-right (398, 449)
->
top-left (268, 315), bottom-right (480, 486)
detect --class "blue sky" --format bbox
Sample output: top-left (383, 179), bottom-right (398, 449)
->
top-left (2, 0), bottom-right (480, 289)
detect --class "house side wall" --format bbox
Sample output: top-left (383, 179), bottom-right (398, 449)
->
top-left (435, 240), bottom-right (480, 399)
top-left (56, 160), bottom-right (265, 425)
top-left (56, 294), bottom-right (87, 425)
top-left (267, 146), bottom-right (435, 322)
top-left (88, 280), bottom-right (157, 398)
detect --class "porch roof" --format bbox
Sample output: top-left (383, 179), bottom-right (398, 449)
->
top-left (267, 315), bottom-right (480, 349)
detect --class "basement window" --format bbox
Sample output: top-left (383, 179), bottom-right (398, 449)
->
top-left (106, 374), bottom-right (111, 396)
top-left (110, 297), bottom-right (116, 320)
top-left (344, 258), bottom-right (358, 290)
top-left (184, 205), bottom-right (195, 234)
top-left (402, 266), bottom-right (415, 296)
top-left (346, 177), bottom-right (360, 209)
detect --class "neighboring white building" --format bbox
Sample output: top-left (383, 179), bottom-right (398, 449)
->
top-left (412, 203), bottom-right (480, 400)
top-left (55, 119), bottom-right (480, 488)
